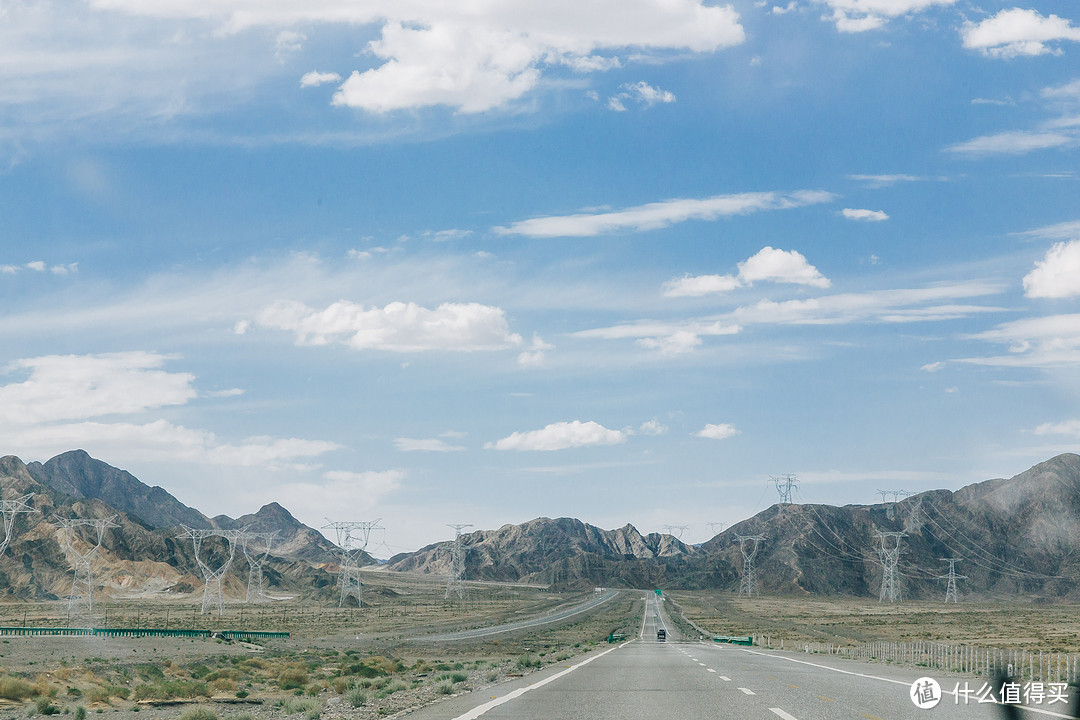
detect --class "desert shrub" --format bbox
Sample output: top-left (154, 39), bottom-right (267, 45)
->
top-left (66, 687), bottom-right (82, 697)
top-left (0, 676), bottom-right (34, 701)
top-left (330, 678), bottom-right (348, 694)
top-left (104, 685), bottom-right (129, 700)
top-left (281, 696), bottom-right (320, 716)
top-left (134, 665), bottom-right (164, 683)
top-left (304, 682), bottom-right (322, 697)
top-left (278, 667), bottom-right (308, 690)
top-left (133, 680), bottom-right (209, 701)
top-left (242, 659), bottom-right (267, 670)
top-left (515, 655), bottom-right (541, 670)
top-left (87, 687), bottom-right (110, 704)
top-left (73, 707), bottom-right (87, 720)
top-left (177, 708), bottom-right (218, 720)
top-left (450, 672), bottom-right (467, 683)
top-left (210, 678), bottom-right (236, 693)
top-left (434, 682), bottom-right (454, 695)
top-left (187, 665), bottom-right (211, 680)
top-left (34, 697), bottom-right (60, 715)
top-left (485, 671), bottom-right (499, 683)
top-left (344, 687), bottom-right (366, 708)
top-left (375, 680), bottom-right (406, 699)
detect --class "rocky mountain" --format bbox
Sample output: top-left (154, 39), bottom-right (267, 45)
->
top-left (0, 452), bottom-right (338, 602)
top-left (214, 502), bottom-right (360, 566)
top-left (389, 454), bottom-right (1080, 599)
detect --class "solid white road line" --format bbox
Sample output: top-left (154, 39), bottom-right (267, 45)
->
top-left (739, 687), bottom-right (756, 695)
top-left (769, 709), bottom-right (799, 720)
top-left (450, 647), bottom-right (620, 720)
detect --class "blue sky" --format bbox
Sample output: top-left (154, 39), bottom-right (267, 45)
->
top-left (2, 0), bottom-right (1079, 553)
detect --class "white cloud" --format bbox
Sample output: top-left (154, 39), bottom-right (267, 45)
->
top-left (1033, 419), bottom-right (1080, 438)
top-left (848, 173), bottom-right (924, 187)
top-left (947, 131), bottom-right (1074, 156)
top-left (205, 388), bottom-right (245, 398)
top-left (636, 330), bottom-right (703, 356)
top-left (639, 419), bottom-right (669, 436)
top-left (274, 30), bottom-right (305, 60)
top-left (664, 246), bottom-right (831, 297)
top-left (772, 2), bottom-right (798, 15)
top-left (0, 352), bottom-right (196, 426)
top-left (300, 71), bottom-right (342, 88)
top-left (738, 246), bottom-right (831, 288)
top-left (962, 8), bottom-right (1080, 58)
top-left (276, 470), bottom-right (403, 519)
top-left (1024, 240), bottom-right (1080, 298)
top-left (920, 361), bottom-right (945, 372)
top-left (821, 0), bottom-right (956, 33)
top-left (0, 265), bottom-right (17, 274)
top-left (842, 208), bottom-right (889, 222)
top-left (495, 190), bottom-right (835, 237)
top-left (517, 333), bottom-right (554, 367)
top-left (1016, 220), bottom-right (1080, 241)
top-left (26, 261), bottom-right (47, 272)
top-left (394, 437), bottom-right (466, 452)
top-left (422, 229), bottom-right (473, 242)
top-left (607, 81), bottom-right (676, 111)
top-left (695, 423), bottom-right (739, 439)
top-left (960, 314), bottom-right (1080, 367)
top-left (486, 420), bottom-right (627, 451)
top-left (254, 299), bottom-right (524, 352)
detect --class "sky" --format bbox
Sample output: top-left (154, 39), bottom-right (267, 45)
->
top-left (1, 0), bottom-right (1080, 555)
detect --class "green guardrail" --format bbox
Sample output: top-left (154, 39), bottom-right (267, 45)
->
top-left (607, 633), bottom-right (627, 643)
top-left (0, 627), bottom-right (289, 640)
top-left (713, 635), bottom-right (753, 646)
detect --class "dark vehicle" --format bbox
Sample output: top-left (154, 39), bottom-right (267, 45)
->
top-left (657, 628), bottom-right (666, 642)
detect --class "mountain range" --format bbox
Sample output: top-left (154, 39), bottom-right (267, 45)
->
top-left (1, 449), bottom-right (1079, 602)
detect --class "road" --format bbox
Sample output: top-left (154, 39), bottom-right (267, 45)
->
top-left (412, 590), bottom-right (620, 641)
top-left (406, 592), bottom-right (1079, 720)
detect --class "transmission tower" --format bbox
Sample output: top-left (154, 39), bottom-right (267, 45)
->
top-left (939, 557), bottom-right (966, 603)
top-left (663, 525), bottom-right (689, 540)
top-left (734, 534), bottom-right (765, 597)
top-left (874, 530), bottom-right (907, 603)
top-left (322, 519), bottom-right (383, 607)
top-left (238, 531), bottom-right (278, 603)
top-left (58, 515), bottom-right (118, 623)
top-left (877, 489), bottom-right (910, 521)
top-left (903, 493), bottom-right (924, 533)
top-left (178, 527), bottom-right (242, 615)
top-left (445, 524), bottom-right (473, 600)
top-left (706, 522), bottom-right (725, 537)
top-left (771, 475), bottom-right (798, 505)
top-left (0, 493), bottom-right (39, 556)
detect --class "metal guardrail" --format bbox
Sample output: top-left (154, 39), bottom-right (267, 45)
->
top-left (714, 635), bottom-right (753, 646)
top-left (0, 626), bottom-right (289, 640)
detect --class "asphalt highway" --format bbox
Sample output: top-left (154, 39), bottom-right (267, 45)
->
top-left (406, 592), bottom-right (1078, 720)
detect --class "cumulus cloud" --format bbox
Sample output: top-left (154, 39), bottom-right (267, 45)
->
top-left (639, 419), bottom-right (669, 435)
top-left (664, 247), bottom-right (830, 297)
top-left (920, 361), bottom-right (946, 372)
top-left (0, 352), bottom-right (196, 426)
top-left (26, 261), bottom-right (47, 272)
top-left (820, 0), bottom-right (957, 33)
top-left (254, 299), bottom-right (524, 352)
top-left (300, 71), bottom-right (342, 88)
top-left (947, 131), bottom-right (1074, 156)
top-left (1033, 420), bottom-right (1080, 438)
top-left (695, 423), bottom-right (739, 439)
top-left (607, 81), bottom-right (676, 111)
top-left (486, 420), bottom-right (627, 451)
top-left (842, 208), bottom-right (889, 222)
top-left (394, 437), bottom-right (466, 452)
top-left (517, 334), bottom-right (554, 367)
top-left (1024, 240), bottom-right (1080, 298)
top-left (962, 8), bottom-right (1080, 58)
top-left (495, 190), bottom-right (835, 238)
top-left (274, 30), bottom-right (305, 60)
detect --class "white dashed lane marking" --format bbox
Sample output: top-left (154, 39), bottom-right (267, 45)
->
top-left (739, 687), bottom-right (756, 695)
top-left (769, 709), bottom-right (799, 720)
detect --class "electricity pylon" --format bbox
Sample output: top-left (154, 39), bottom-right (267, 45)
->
top-left (939, 557), bottom-right (966, 603)
top-left (238, 531), bottom-right (278, 603)
top-left (178, 527), bottom-right (243, 615)
top-left (663, 525), bottom-right (689, 541)
top-left (445, 524), bottom-right (473, 600)
top-left (877, 489), bottom-right (910, 521)
top-left (0, 493), bottom-right (38, 556)
top-left (772, 475), bottom-right (798, 505)
top-left (706, 522), bottom-right (725, 537)
top-left (322, 519), bottom-right (383, 607)
top-left (734, 534), bottom-right (765, 597)
top-left (57, 515), bottom-right (118, 623)
top-left (874, 530), bottom-right (906, 603)
top-left (903, 493), bottom-right (924, 533)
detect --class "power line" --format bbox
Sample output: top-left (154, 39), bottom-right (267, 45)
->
top-left (238, 531), bottom-right (278, 604)
top-left (939, 557), bottom-right (966, 603)
top-left (0, 494), bottom-right (38, 557)
top-left (322, 519), bottom-right (383, 607)
top-left (734, 533), bottom-right (765, 597)
top-left (178, 527), bottom-right (243, 616)
top-left (874, 530), bottom-right (906, 603)
top-left (772, 474), bottom-right (798, 505)
top-left (57, 515), bottom-right (118, 623)
top-left (445, 524), bottom-right (473, 600)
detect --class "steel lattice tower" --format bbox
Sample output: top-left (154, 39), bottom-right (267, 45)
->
top-left (663, 525), bottom-right (689, 540)
top-left (58, 515), bottom-right (118, 623)
top-left (238, 531), bottom-right (278, 603)
top-left (445, 524), bottom-right (473, 600)
top-left (903, 494), bottom-right (924, 533)
top-left (734, 534), bottom-right (765, 597)
top-left (939, 557), bottom-right (966, 603)
top-left (706, 522), bottom-right (725, 538)
top-left (322, 519), bottom-right (383, 607)
top-left (877, 489), bottom-right (910, 521)
top-left (771, 475), bottom-right (798, 505)
top-left (0, 493), bottom-right (38, 556)
top-left (179, 527), bottom-right (242, 615)
top-left (874, 530), bottom-right (907, 603)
